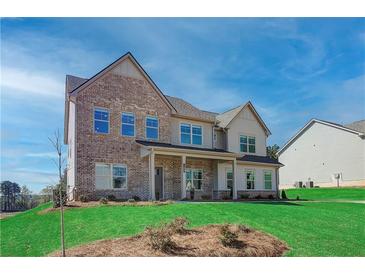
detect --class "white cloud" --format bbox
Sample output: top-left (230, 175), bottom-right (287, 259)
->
top-left (25, 152), bottom-right (57, 158)
top-left (1, 67), bottom-right (64, 98)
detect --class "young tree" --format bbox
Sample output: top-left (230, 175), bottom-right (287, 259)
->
top-left (18, 185), bottom-right (32, 210)
top-left (49, 129), bottom-right (67, 257)
top-left (266, 144), bottom-right (280, 159)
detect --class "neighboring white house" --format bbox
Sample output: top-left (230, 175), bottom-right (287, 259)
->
top-left (278, 119), bottom-right (365, 189)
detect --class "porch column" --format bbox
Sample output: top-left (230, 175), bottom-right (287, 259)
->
top-left (149, 151), bottom-right (156, 200)
top-left (181, 155), bottom-right (187, 199)
top-left (232, 158), bottom-right (237, 199)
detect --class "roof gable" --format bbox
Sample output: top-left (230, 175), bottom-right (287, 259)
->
top-left (68, 52), bottom-right (176, 112)
top-left (216, 102), bottom-right (271, 136)
top-left (278, 118), bottom-right (365, 155)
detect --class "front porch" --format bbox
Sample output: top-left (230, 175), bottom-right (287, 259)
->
top-left (138, 140), bottom-right (238, 200)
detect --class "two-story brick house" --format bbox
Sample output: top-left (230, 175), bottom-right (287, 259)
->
top-left (64, 52), bottom-right (282, 201)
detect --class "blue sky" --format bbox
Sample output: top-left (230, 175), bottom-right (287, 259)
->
top-left (1, 18), bottom-right (364, 192)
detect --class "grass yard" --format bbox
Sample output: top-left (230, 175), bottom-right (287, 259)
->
top-left (1, 200), bottom-right (364, 257)
top-left (285, 187), bottom-right (365, 201)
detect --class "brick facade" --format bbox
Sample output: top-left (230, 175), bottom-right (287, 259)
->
top-left (74, 72), bottom-right (171, 200)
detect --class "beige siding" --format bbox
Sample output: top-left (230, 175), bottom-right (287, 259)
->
top-left (214, 129), bottom-right (226, 150)
top-left (217, 162), bottom-right (277, 191)
top-left (279, 122), bottom-right (365, 188)
top-left (226, 106), bottom-right (267, 156)
top-left (170, 117), bottom-right (213, 148)
top-left (67, 101), bottom-right (76, 194)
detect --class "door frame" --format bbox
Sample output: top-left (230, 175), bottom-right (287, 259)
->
top-left (155, 166), bottom-right (164, 200)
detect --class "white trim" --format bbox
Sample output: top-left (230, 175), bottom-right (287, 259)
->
top-left (121, 112), bottom-right (136, 137)
top-left (145, 115), bottom-right (159, 140)
top-left (179, 122), bottom-right (204, 146)
top-left (263, 170), bottom-right (273, 190)
top-left (278, 118), bottom-right (364, 155)
top-left (185, 168), bottom-right (203, 190)
top-left (93, 107), bottom-right (110, 134)
top-left (95, 163), bottom-right (128, 190)
top-left (239, 134), bottom-right (256, 154)
top-left (245, 168), bottom-right (255, 190)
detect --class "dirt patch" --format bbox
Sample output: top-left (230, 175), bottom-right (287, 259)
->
top-left (38, 200), bottom-right (174, 215)
top-left (50, 224), bottom-right (289, 257)
top-left (0, 212), bottom-right (21, 219)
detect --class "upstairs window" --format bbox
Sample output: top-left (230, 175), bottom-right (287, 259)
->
top-left (180, 123), bottom-right (191, 144)
top-left (248, 136), bottom-right (256, 153)
top-left (240, 135), bottom-right (256, 153)
top-left (94, 108), bottom-right (109, 134)
top-left (240, 135), bottom-right (247, 152)
top-left (180, 123), bottom-right (202, 145)
top-left (192, 125), bottom-right (202, 145)
top-left (264, 171), bottom-right (272, 190)
top-left (146, 116), bottom-right (159, 140)
top-left (246, 169), bottom-right (255, 189)
top-left (121, 112), bottom-right (135, 137)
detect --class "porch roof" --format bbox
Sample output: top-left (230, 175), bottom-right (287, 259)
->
top-left (136, 140), bottom-right (236, 159)
top-left (237, 155), bottom-right (283, 166)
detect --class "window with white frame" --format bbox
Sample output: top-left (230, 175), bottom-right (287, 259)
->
top-left (94, 108), bottom-right (109, 134)
top-left (185, 168), bottom-right (203, 190)
top-left (246, 169), bottom-right (255, 189)
top-left (95, 163), bottom-right (127, 189)
top-left (240, 135), bottom-right (256, 153)
top-left (121, 112), bottom-right (135, 137)
top-left (180, 123), bottom-right (202, 145)
top-left (192, 125), bottom-right (202, 145)
top-left (264, 171), bottom-right (272, 190)
top-left (226, 170), bottom-right (233, 189)
top-left (146, 116), bottom-right (159, 140)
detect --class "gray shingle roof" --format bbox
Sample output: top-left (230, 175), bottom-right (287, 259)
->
top-left (66, 75), bottom-right (88, 94)
top-left (237, 155), bottom-right (282, 165)
top-left (216, 104), bottom-right (244, 128)
top-left (345, 120), bottom-right (365, 134)
top-left (165, 95), bottom-right (217, 122)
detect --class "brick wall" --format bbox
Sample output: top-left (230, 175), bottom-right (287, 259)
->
top-left (75, 72), bottom-right (171, 200)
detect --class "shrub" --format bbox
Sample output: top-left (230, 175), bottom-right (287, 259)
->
top-left (180, 197), bottom-right (188, 201)
top-left (107, 194), bottom-right (116, 201)
top-left (255, 195), bottom-right (262, 199)
top-left (128, 198), bottom-right (136, 203)
top-left (99, 197), bottom-right (108, 204)
top-left (281, 190), bottom-right (287, 199)
top-left (145, 224), bottom-right (176, 252)
top-left (222, 196), bottom-right (231, 200)
top-left (268, 194), bottom-right (274, 200)
top-left (240, 194), bottom-right (249, 199)
top-left (296, 195), bottom-right (300, 200)
top-left (168, 217), bottom-right (190, 234)
top-left (52, 183), bottom-right (67, 208)
top-left (79, 195), bottom-right (88, 202)
top-left (132, 195), bottom-right (141, 201)
top-left (201, 195), bottom-right (211, 200)
top-left (220, 224), bottom-right (238, 247)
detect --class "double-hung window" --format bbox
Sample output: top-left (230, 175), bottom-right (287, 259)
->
top-left (180, 123), bottom-right (191, 144)
top-left (264, 171), bottom-right (272, 190)
top-left (121, 112), bottom-right (135, 137)
top-left (146, 116), bottom-right (159, 140)
top-left (240, 135), bottom-right (256, 153)
top-left (180, 123), bottom-right (202, 145)
top-left (95, 163), bottom-right (127, 189)
top-left (185, 168), bottom-right (203, 190)
top-left (246, 169), bottom-right (255, 189)
top-left (94, 108), bottom-right (109, 134)
top-left (192, 125), bottom-right (202, 145)
top-left (226, 170), bottom-right (233, 189)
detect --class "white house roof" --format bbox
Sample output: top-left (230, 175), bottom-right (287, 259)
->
top-left (278, 118), bottom-right (365, 155)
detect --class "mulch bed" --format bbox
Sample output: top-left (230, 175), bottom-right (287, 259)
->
top-left (50, 224), bottom-right (289, 257)
top-left (38, 200), bottom-right (174, 214)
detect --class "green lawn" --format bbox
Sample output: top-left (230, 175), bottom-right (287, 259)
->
top-left (1, 200), bottom-right (364, 257)
top-left (285, 187), bottom-right (365, 201)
